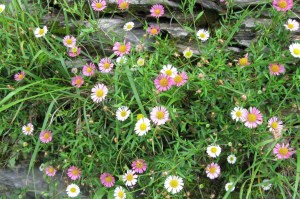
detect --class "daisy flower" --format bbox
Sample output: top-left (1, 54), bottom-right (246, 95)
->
top-left (227, 154), bottom-right (237, 164)
top-left (134, 118), bottom-right (151, 136)
top-left (173, 72), bottom-right (188, 87)
top-left (34, 26), bottom-right (48, 38)
top-left (100, 172), bottom-right (115, 188)
top-left (40, 130), bottom-right (52, 143)
top-left (91, 83), bottom-right (108, 103)
top-left (150, 106), bottom-right (169, 125)
top-left (154, 74), bottom-right (174, 92)
top-left (116, 106), bottom-right (131, 121)
top-left (14, 71), bottom-right (25, 81)
top-left (137, 58), bottom-right (145, 66)
top-left (272, 0), bottom-right (293, 12)
top-left (242, 107), bottom-right (263, 129)
top-left (205, 162), bottom-right (221, 179)
top-left (261, 179), bottom-right (272, 191)
top-left (123, 22), bottom-right (134, 31)
top-left (71, 76), bottom-right (84, 88)
top-left (225, 182), bottom-right (235, 192)
top-left (164, 175), bottom-right (184, 194)
top-left (132, 159), bottom-right (147, 174)
top-left (183, 48), bottom-right (193, 58)
top-left (82, 63), bottom-right (95, 76)
top-left (63, 35), bottom-right (76, 48)
top-left (39, 163), bottom-right (45, 171)
top-left (268, 117), bottom-right (283, 133)
top-left (91, 0), bottom-right (107, 11)
top-left (67, 166), bottom-right (82, 180)
top-left (269, 63), bottom-right (285, 76)
top-left (273, 143), bottom-right (295, 159)
top-left (99, 58), bottom-right (114, 73)
top-left (116, 56), bottom-right (128, 64)
top-left (118, 0), bottom-right (129, 10)
top-left (69, 46), bottom-right (81, 57)
top-left (196, 29), bottom-right (209, 41)
top-left (150, 4), bottom-right (165, 18)
top-left (66, 184), bottom-right (80, 198)
top-left (122, 170), bottom-right (138, 187)
top-left (22, 123), bottom-right (34, 135)
top-left (0, 4), bottom-right (5, 13)
top-left (237, 53), bottom-right (250, 67)
top-left (114, 186), bottom-right (126, 199)
top-left (206, 145), bottom-right (222, 158)
top-left (160, 64), bottom-right (177, 78)
top-left (113, 41), bottom-right (131, 57)
top-left (284, 19), bottom-right (299, 31)
top-left (147, 25), bottom-right (160, 36)
top-left (289, 43), bottom-right (300, 58)
top-left (45, 166), bottom-right (57, 177)
top-left (230, 107), bottom-right (245, 122)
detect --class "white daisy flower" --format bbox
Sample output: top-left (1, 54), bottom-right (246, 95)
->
top-left (0, 4), bottom-right (5, 13)
top-left (116, 56), bottom-right (128, 64)
top-left (196, 29), bottom-right (209, 41)
top-left (227, 154), bottom-right (237, 164)
top-left (34, 26), bottom-right (48, 38)
top-left (206, 145), bottom-right (221, 158)
top-left (164, 175), bottom-right (184, 194)
top-left (116, 106), bottom-right (131, 121)
top-left (134, 118), bottom-right (151, 136)
top-left (183, 48), bottom-right (193, 58)
top-left (123, 22), bottom-right (134, 31)
top-left (231, 107), bottom-right (245, 122)
top-left (122, 170), bottom-right (138, 187)
top-left (160, 64), bottom-right (177, 78)
top-left (114, 186), bottom-right (126, 199)
top-left (150, 106), bottom-right (169, 125)
top-left (225, 182), bottom-right (235, 192)
top-left (261, 179), bottom-right (272, 191)
top-left (289, 43), bottom-right (300, 58)
top-left (137, 58), bottom-right (145, 66)
top-left (66, 184), bottom-right (80, 198)
top-left (91, 83), bottom-right (108, 103)
top-left (22, 123), bottom-right (34, 135)
top-left (284, 19), bottom-right (299, 31)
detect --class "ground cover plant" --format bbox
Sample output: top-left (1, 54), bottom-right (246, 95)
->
top-left (0, 0), bottom-right (299, 198)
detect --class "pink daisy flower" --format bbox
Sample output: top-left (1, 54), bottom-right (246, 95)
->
top-left (113, 41), bottom-right (131, 57)
top-left (67, 166), bottom-right (81, 180)
top-left (272, 0), bottom-right (293, 12)
top-left (205, 162), bottom-right (221, 179)
top-left (63, 35), bottom-right (76, 48)
top-left (91, 0), bottom-right (107, 11)
top-left (154, 74), bottom-right (174, 92)
top-left (150, 106), bottom-right (169, 125)
top-left (69, 46), bottom-right (81, 57)
top-left (237, 53), bottom-right (250, 67)
top-left (268, 117), bottom-right (283, 133)
top-left (132, 159), bottom-right (147, 174)
top-left (269, 63), bottom-right (285, 76)
top-left (71, 76), bottom-right (84, 88)
top-left (100, 172), bottom-right (115, 187)
top-left (82, 63), bottom-right (96, 76)
top-left (242, 107), bottom-right (263, 128)
top-left (173, 72), bottom-right (188, 87)
top-left (147, 25), bottom-right (160, 36)
top-left (150, 4), bottom-right (165, 18)
top-left (40, 130), bottom-right (52, 143)
top-left (45, 166), bottom-right (57, 177)
top-left (14, 71), bottom-right (25, 81)
top-left (118, 0), bottom-right (129, 10)
top-left (273, 143), bottom-right (295, 159)
top-left (98, 58), bottom-right (114, 73)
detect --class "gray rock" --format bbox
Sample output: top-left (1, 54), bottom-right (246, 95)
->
top-left (233, 0), bottom-right (261, 7)
top-left (196, 0), bottom-right (225, 13)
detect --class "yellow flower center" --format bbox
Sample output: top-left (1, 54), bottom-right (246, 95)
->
top-left (185, 51), bottom-right (192, 57)
top-left (72, 169), bottom-right (79, 176)
top-left (139, 123), bottom-right (147, 131)
top-left (278, 0), bottom-right (287, 8)
top-left (126, 173), bottom-right (134, 181)
top-left (247, 113), bottom-right (257, 122)
top-left (230, 157), bottom-right (234, 161)
top-left (0, 8), bottom-right (3, 12)
top-left (293, 48), bottom-right (300, 55)
top-left (95, 3), bottom-right (103, 9)
top-left (75, 79), bottom-right (82, 85)
top-left (136, 161), bottom-right (143, 169)
top-left (159, 78), bottom-right (168, 87)
top-left (103, 62), bottom-right (110, 69)
top-left (39, 29), bottom-right (45, 35)
top-left (26, 126), bottom-right (31, 132)
top-left (287, 23), bottom-right (294, 29)
top-left (48, 167), bottom-right (55, 173)
top-left (18, 74), bottom-right (24, 80)
top-left (174, 75), bottom-right (183, 84)
top-left (119, 45), bottom-right (127, 53)
top-left (118, 191), bottom-right (124, 198)
top-left (211, 147), bottom-right (217, 153)
top-left (120, 111), bottom-right (127, 117)
top-left (154, 9), bottom-right (161, 15)
top-left (271, 122), bottom-right (278, 129)
top-left (156, 111), bottom-right (165, 120)
top-left (200, 33), bottom-right (206, 38)
top-left (270, 64), bottom-right (279, 72)
top-left (72, 48), bottom-right (78, 53)
top-left (169, 179), bottom-right (179, 188)
top-left (150, 28), bottom-right (158, 35)
top-left (96, 89), bottom-right (104, 97)
top-left (70, 187), bottom-right (76, 193)
top-left (105, 176), bottom-right (113, 183)
top-left (44, 132), bottom-right (50, 139)
top-left (279, 147), bottom-right (288, 156)
top-left (228, 185), bottom-right (232, 189)
top-left (239, 57), bottom-right (248, 66)
top-left (66, 38), bottom-right (73, 44)
top-left (209, 167), bottom-right (216, 174)
top-left (86, 67), bottom-right (92, 73)
top-left (165, 69), bottom-right (172, 76)
top-left (126, 24), bottom-right (133, 29)
top-left (119, 2), bottom-right (129, 10)
top-left (235, 111), bottom-right (242, 117)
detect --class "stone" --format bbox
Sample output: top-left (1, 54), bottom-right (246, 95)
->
top-left (233, 0), bottom-right (261, 7)
top-left (196, 0), bottom-right (225, 13)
